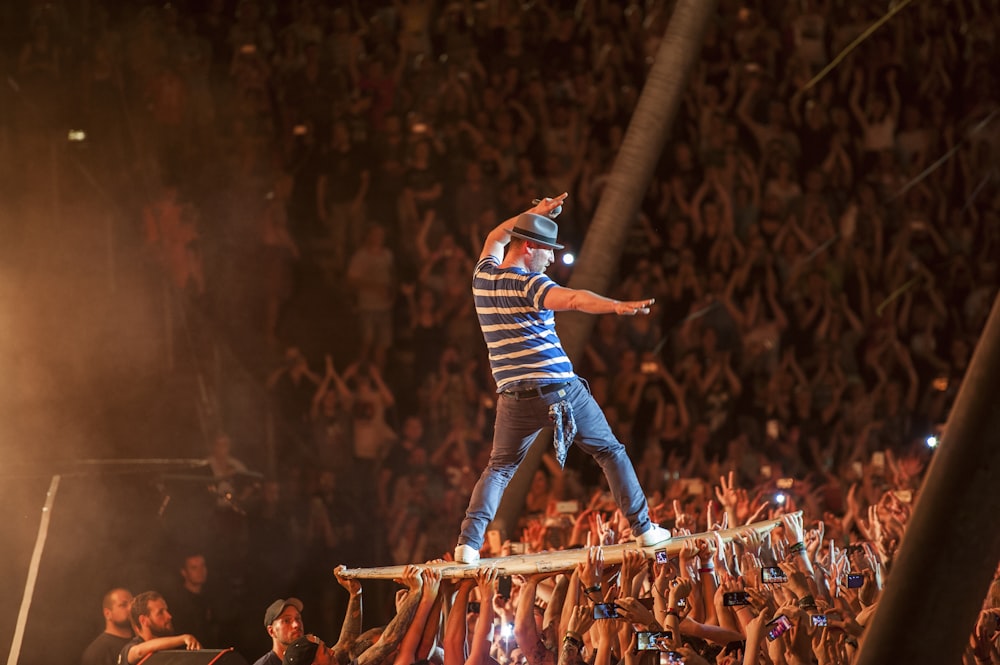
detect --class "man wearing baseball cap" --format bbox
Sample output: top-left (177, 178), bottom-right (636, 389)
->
top-left (253, 598), bottom-right (304, 665)
top-left (281, 635), bottom-right (332, 665)
top-left (455, 194), bottom-right (671, 564)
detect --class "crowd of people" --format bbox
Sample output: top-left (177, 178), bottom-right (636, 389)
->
top-left (84, 483), bottom-right (1000, 665)
top-left (9, 0), bottom-right (993, 663)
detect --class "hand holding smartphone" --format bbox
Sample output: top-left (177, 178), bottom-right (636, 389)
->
top-left (766, 614), bottom-right (792, 641)
top-left (761, 566), bottom-right (788, 584)
top-left (498, 576), bottom-right (513, 599)
top-left (723, 591), bottom-right (750, 606)
top-left (593, 602), bottom-right (621, 620)
top-left (636, 631), bottom-right (673, 651)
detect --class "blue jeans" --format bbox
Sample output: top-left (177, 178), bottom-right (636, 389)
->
top-left (458, 378), bottom-right (651, 549)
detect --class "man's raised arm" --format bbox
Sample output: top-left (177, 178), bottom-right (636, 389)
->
top-left (479, 194), bottom-right (568, 262)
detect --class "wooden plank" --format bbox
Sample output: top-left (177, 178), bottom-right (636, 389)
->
top-left (338, 515), bottom-right (789, 580)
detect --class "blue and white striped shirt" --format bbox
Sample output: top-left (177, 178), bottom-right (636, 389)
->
top-left (473, 257), bottom-right (577, 391)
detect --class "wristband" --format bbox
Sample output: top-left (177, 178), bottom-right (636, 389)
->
top-left (665, 609), bottom-right (680, 618)
top-left (563, 634), bottom-right (584, 650)
top-left (584, 584), bottom-right (602, 594)
top-left (797, 594), bottom-right (817, 610)
top-left (698, 566), bottom-right (715, 574)
top-left (789, 541), bottom-right (806, 553)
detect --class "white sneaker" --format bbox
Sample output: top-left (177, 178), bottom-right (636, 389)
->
top-left (454, 544), bottom-right (480, 564)
top-left (638, 524), bottom-right (672, 547)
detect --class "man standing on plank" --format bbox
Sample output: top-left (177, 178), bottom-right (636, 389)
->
top-left (455, 193), bottom-right (671, 564)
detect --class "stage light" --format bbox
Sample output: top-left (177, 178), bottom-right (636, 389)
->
top-left (562, 252), bottom-right (575, 266)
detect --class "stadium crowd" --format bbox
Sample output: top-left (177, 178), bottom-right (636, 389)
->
top-left (6, 0), bottom-right (998, 664)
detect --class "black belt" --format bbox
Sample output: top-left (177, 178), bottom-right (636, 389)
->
top-left (501, 382), bottom-right (570, 400)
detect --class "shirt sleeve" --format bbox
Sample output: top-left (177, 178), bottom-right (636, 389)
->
top-left (524, 273), bottom-right (557, 311)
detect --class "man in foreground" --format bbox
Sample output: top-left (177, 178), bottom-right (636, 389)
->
top-left (455, 194), bottom-right (671, 564)
top-left (117, 591), bottom-right (201, 665)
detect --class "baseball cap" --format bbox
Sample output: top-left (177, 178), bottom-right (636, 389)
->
top-left (264, 598), bottom-right (304, 627)
top-left (283, 636), bottom-right (325, 665)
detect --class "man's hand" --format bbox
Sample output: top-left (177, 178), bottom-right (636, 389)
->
top-left (335, 565), bottom-right (362, 596)
top-left (577, 546), bottom-right (604, 592)
top-left (613, 298), bottom-right (655, 316)
top-left (615, 597), bottom-right (657, 627)
top-left (528, 193), bottom-right (568, 218)
top-left (476, 566), bottom-right (499, 597)
top-left (566, 604), bottom-right (595, 639)
top-left (396, 565), bottom-right (423, 594)
top-left (181, 635), bottom-right (201, 650)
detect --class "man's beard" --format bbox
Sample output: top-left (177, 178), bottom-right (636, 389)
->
top-left (529, 255), bottom-right (550, 273)
top-left (279, 627), bottom-right (304, 646)
top-left (114, 618), bottom-right (132, 632)
top-left (149, 621), bottom-right (175, 638)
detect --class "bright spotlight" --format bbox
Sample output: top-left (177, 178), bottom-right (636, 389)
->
top-left (926, 435), bottom-right (938, 448)
top-left (561, 252), bottom-right (575, 266)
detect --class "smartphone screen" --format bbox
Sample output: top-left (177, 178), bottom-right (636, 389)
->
top-left (655, 549), bottom-right (668, 564)
top-left (811, 614), bottom-right (828, 627)
top-left (660, 651), bottom-right (685, 664)
top-left (498, 576), bottom-right (512, 598)
top-left (593, 602), bottom-right (620, 620)
top-left (723, 591), bottom-right (750, 606)
top-left (761, 567), bottom-right (788, 584)
top-left (637, 631), bottom-right (673, 651)
top-left (766, 615), bottom-right (792, 641)
top-left (846, 573), bottom-right (864, 589)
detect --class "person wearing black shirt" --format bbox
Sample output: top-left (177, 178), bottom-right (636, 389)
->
top-left (81, 588), bottom-right (133, 665)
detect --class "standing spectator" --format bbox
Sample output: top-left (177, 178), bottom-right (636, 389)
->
top-left (81, 588), bottom-right (133, 665)
top-left (260, 173), bottom-right (300, 346)
top-left (347, 225), bottom-right (396, 369)
top-left (166, 553), bottom-right (220, 648)
top-left (143, 184), bottom-right (205, 295)
top-left (316, 120), bottom-right (370, 266)
top-left (309, 355), bottom-right (353, 469)
top-left (268, 347), bottom-right (322, 463)
top-left (342, 361), bottom-right (397, 477)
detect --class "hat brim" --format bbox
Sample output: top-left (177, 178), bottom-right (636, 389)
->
top-left (510, 229), bottom-right (564, 250)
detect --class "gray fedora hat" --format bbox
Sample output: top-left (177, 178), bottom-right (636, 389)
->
top-left (510, 213), bottom-right (564, 249)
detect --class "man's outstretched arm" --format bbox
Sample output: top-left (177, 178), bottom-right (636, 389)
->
top-left (543, 286), bottom-right (655, 316)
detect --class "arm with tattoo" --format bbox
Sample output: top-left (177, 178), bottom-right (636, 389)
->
top-left (332, 566), bottom-right (364, 662)
top-left (393, 569), bottom-right (440, 665)
top-left (358, 566), bottom-right (424, 665)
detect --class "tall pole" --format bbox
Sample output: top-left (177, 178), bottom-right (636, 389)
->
top-left (856, 292), bottom-right (1000, 665)
top-left (491, 0), bottom-right (719, 536)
